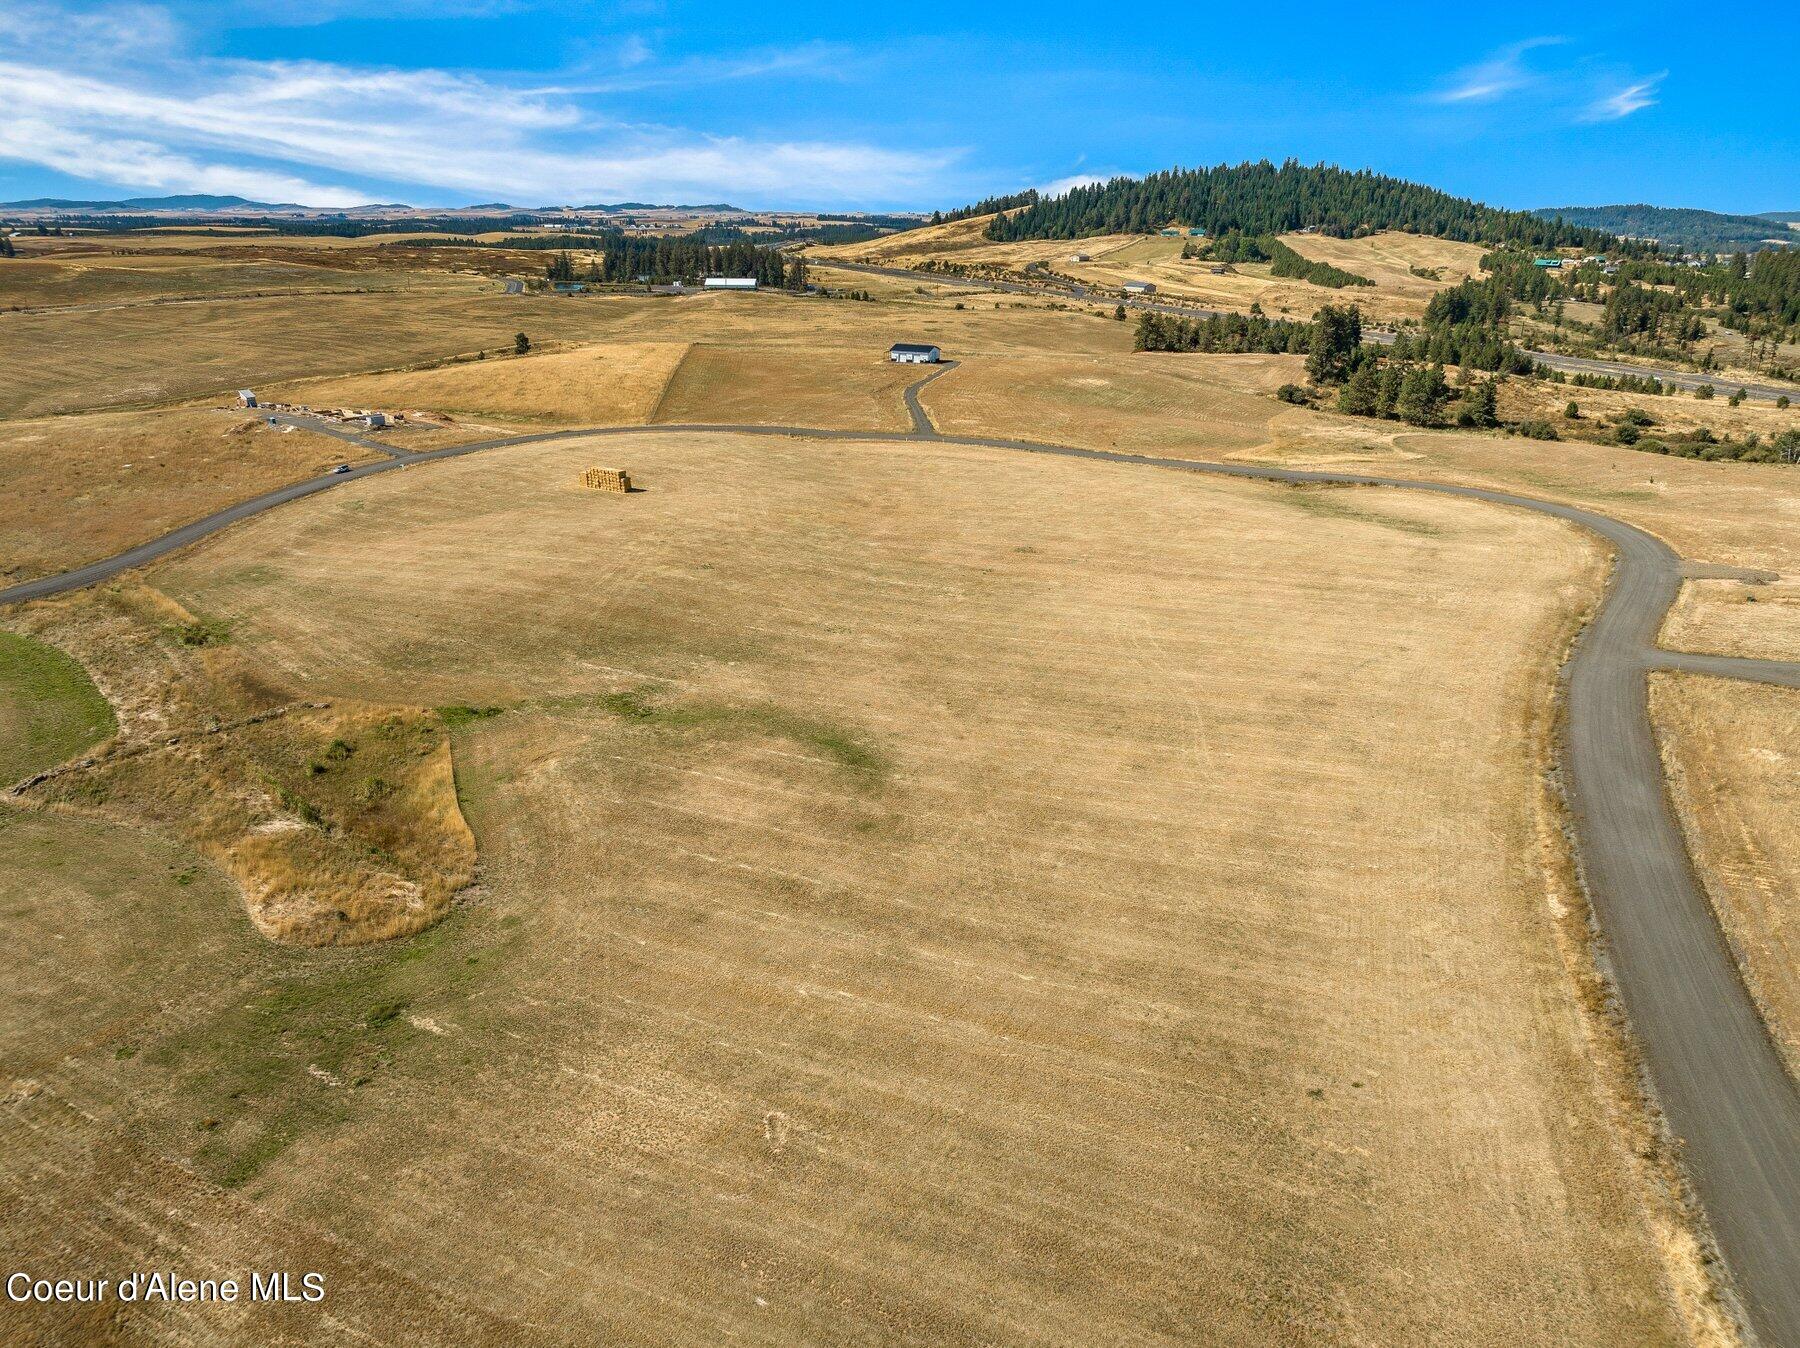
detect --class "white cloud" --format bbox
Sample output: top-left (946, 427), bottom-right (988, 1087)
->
top-left (1584, 74), bottom-right (1664, 122)
top-left (0, 4), bottom-right (956, 207)
top-left (1431, 37), bottom-right (1564, 105)
top-left (1038, 172), bottom-right (1110, 197)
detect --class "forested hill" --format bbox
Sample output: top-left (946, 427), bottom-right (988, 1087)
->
top-left (983, 161), bottom-right (1612, 249)
top-left (1533, 204), bottom-right (1798, 253)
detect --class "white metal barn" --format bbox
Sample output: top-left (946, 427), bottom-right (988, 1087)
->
top-left (887, 343), bottom-right (941, 364)
top-left (1069, 252), bottom-right (1091, 262)
top-left (1121, 280), bottom-right (1156, 295)
top-left (703, 276), bottom-right (758, 290)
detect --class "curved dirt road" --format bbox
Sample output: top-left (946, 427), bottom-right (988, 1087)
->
top-left (5, 381), bottom-right (1800, 1344)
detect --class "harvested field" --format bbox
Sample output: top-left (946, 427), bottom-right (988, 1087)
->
top-left (17, 428), bottom-right (1684, 1344)
top-left (0, 408), bottom-right (381, 584)
top-left (919, 351), bottom-right (1295, 458)
top-left (650, 344), bottom-right (925, 430)
top-left (1663, 578), bottom-right (1800, 662)
top-left (0, 289), bottom-right (614, 418)
top-left (0, 252), bottom-right (410, 310)
top-left (1277, 231), bottom-right (1487, 298)
top-left (1652, 674), bottom-right (1800, 1075)
top-left (0, 287), bottom-right (1127, 420)
top-left (273, 342), bottom-right (690, 427)
top-left (812, 215), bottom-right (1448, 321)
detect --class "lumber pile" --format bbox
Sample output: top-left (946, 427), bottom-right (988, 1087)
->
top-left (579, 466), bottom-right (632, 493)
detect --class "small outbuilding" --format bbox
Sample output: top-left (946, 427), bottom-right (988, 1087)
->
top-left (1121, 280), bottom-right (1156, 295)
top-left (703, 276), bottom-right (758, 290)
top-left (237, 389), bottom-right (258, 408)
top-left (888, 342), bottom-right (941, 364)
top-left (1069, 252), bottom-right (1091, 263)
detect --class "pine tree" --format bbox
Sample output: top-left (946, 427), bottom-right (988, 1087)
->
top-left (1306, 305), bottom-right (1363, 385)
top-left (1396, 365), bottom-right (1450, 426)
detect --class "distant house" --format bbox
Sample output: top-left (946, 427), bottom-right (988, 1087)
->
top-left (1187, 228), bottom-right (1206, 237)
top-left (888, 342), bottom-right (941, 364)
top-left (1069, 252), bottom-right (1091, 263)
top-left (1533, 258), bottom-right (1563, 269)
top-left (236, 389), bottom-right (257, 409)
top-left (1208, 265), bottom-right (1230, 275)
top-left (703, 276), bottom-right (758, 290)
top-left (552, 282), bottom-right (587, 293)
top-left (1159, 228), bottom-right (1180, 237)
top-left (364, 412), bottom-right (389, 430)
top-left (1121, 280), bottom-right (1156, 295)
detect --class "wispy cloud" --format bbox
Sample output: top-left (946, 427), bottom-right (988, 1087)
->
top-left (1427, 38), bottom-right (1669, 133)
top-left (0, 1), bottom-right (956, 206)
top-left (1583, 74), bottom-right (1664, 122)
top-left (1431, 38), bottom-right (1563, 105)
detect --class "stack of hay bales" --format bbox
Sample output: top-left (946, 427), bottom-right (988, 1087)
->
top-left (579, 467), bottom-right (632, 493)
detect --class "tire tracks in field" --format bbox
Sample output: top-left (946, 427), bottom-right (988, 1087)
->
top-left (4, 370), bottom-right (1799, 1344)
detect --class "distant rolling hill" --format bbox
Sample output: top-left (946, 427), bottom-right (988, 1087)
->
top-left (0, 194), bottom-right (307, 212)
top-left (1759, 210), bottom-right (1800, 225)
top-left (1533, 204), bottom-right (1797, 252)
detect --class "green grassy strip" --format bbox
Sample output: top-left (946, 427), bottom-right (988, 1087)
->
top-left (0, 630), bottom-right (117, 784)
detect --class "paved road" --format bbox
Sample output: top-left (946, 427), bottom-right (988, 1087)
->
top-left (819, 259), bottom-right (1800, 402)
top-left (5, 389), bottom-right (1800, 1344)
top-left (260, 412), bottom-right (410, 460)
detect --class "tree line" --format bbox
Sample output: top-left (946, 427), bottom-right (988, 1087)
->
top-left (929, 190), bottom-right (1040, 227)
top-left (1134, 310), bottom-right (1315, 355)
top-left (543, 237), bottom-right (804, 287)
top-left (983, 161), bottom-right (1612, 249)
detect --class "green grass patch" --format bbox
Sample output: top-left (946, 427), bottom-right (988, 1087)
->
top-left (166, 616), bottom-right (233, 648)
top-left (0, 630), bottom-right (116, 783)
top-left (438, 704), bottom-right (504, 728)
top-left (1282, 489), bottom-right (1444, 537)
top-left (587, 687), bottom-right (885, 776)
top-left (149, 908), bottom-right (513, 1189)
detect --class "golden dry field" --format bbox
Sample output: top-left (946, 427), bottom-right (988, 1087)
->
top-left (922, 351), bottom-right (1301, 458)
top-left (1652, 675), bottom-right (1800, 1075)
top-left (1278, 231), bottom-right (1488, 297)
top-left (13, 230), bottom-right (1800, 1345)
top-left (650, 343), bottom-right (927, 430)
top-left (810, 215), bottom-right (1465, 322)
top-left (0, 278), bottom-right (1127, 421)
top-left (0, 408), bottom-right (380, 583)
top-left (0, 426), bottom-right (1697, 1344)
top-left (276, 341), bottom-right (691, 428)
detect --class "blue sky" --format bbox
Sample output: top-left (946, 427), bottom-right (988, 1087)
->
top-left (1, 0), bottom-right (1792, 213)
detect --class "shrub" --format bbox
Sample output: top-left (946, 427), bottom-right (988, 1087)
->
top-left (1275, 383), bottom-right (1310, 405)
top-left (1564, 401), bottom-right (1580, 419)
top-left (1514, 419), bottom-right (1560, 440)
top-left (1694, 382), bottom-right (1715, 400)
top-left (438, 704), bottom-right (503, 728)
